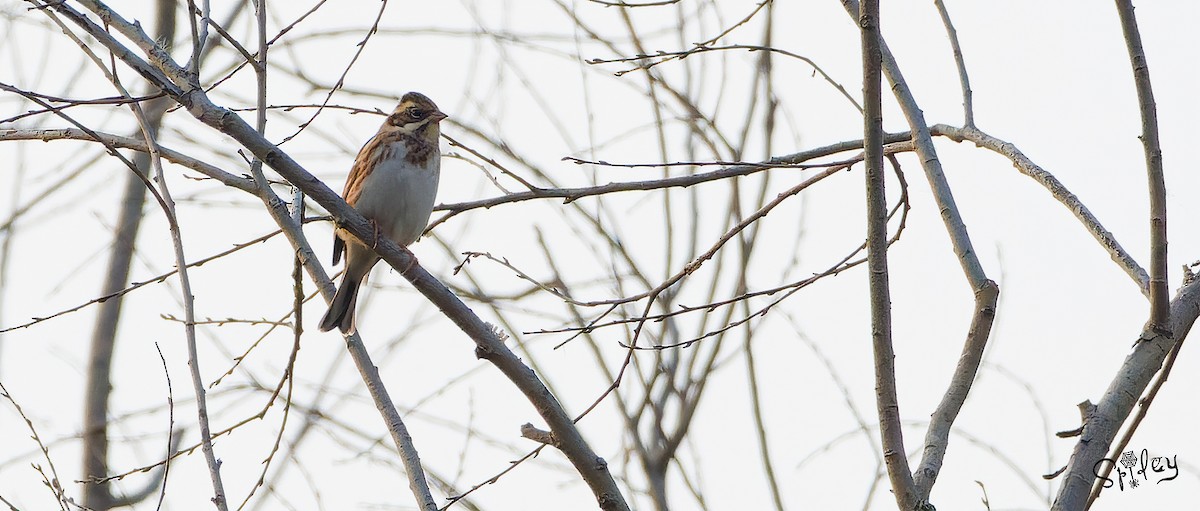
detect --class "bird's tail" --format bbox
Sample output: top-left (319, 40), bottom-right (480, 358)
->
top-left (319, 279), bottom-right (360, 334)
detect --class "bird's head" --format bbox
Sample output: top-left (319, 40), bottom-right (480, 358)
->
top-left (384, 92), bottom-right (447, 143)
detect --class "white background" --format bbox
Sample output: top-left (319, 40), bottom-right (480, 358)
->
top-left (0, 1), bottom-right (1197, 510)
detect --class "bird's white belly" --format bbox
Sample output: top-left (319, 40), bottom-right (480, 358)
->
top-left (353, 143), bottom-right (440, 247)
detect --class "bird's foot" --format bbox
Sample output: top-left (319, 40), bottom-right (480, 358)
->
top-left (370, 219), bottom-right (382, 249)
top-left (400, 248), bottom-right (419, 276)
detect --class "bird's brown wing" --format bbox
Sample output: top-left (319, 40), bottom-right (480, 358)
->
top-left (332, 130), bottom-right (401, 265)
top-left (333, 136), bottom-right (374, 265)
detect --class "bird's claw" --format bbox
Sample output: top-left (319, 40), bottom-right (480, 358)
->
top-left (370, 219), bottom-right (382, 249)
top-left (400, 249), bottom-right (419, 276)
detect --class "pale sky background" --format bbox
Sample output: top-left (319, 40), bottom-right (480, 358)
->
top-left (0, 1), bottom-right (1198, 510)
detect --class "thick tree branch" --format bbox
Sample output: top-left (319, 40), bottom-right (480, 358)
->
top-left (1052, 278), bottom-right (1199, 509)
top-left (1086, 318), bottom-right (1188, 508)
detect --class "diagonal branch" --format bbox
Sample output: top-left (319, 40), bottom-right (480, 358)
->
top-left (1086, 314), bottom-right (1189, 508)
top-left (912, 281), bottom-right (998, 497)
top-left (931, 124), bottom-right (1150, 295)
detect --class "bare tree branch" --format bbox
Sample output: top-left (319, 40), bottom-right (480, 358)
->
top-left (913, 282), bottom-right (998, 497)
top-left (0, 127), bottom-right (254, 193)
top-left (859, 0), bottom-right (919, 508)
top-left (1051, 278), bottom-right (1199, 509)
top-left (1114, 0), bottom-right (1168, 330)
top-left (932, 0), bottom-right (973, 128)
top-left (931, 124), bottom-right (1150, 295)
top-left (840, 0), bottom-right (987, 290)
top-left (1086, 316), bottom-right (1189, 508)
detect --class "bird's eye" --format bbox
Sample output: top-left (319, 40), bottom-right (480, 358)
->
top-left (407, 107), bottom-right (424, 119)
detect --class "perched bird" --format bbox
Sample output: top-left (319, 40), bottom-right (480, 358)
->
top-left (318, 92), bottom-right (447, 334)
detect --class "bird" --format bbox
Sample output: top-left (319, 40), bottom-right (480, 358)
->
top-left (318, 92), bottom-right (447, 334)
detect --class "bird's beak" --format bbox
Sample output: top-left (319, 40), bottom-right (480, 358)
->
top-left (430, 110), bottom-right (448, 122)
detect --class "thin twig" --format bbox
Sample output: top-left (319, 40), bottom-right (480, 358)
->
top-left (0, 227), bottom-right (282, 333)
top-left (152, 343), bottom-right (175, 511)
top-left (590, 44), bottom-right (861, 112)
top-left (277, 0), bottom-right (390, 144)
top-left (0, 382), bottom-right (70, 510)
top-left (134, 71), bottom-right (230, 511)
top-left (428, 134), bottom-right (909, 228)
top-left (932, 0), bottom-right (973, 127)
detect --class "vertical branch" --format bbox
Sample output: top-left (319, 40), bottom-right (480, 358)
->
top-left (614, 9), bottom-right (675, 280)
top-left (1114, 0), bottom-right (1168, 331)
top-left (186, 0), bottom-right (212, 78)
top-left (743, 330), bottom-right (785, 511)
top-left (79, 119), bottom-right (152, 511)
top-left (744, 5), bottom-right (785, 510)
top-left (0, 141), bottom-right (30, 373)
top-left (1050, 3), bottom-right (1175, 508)
top-left (860, 1), bottom-right (918, 509)
top-left (135, 77), bottom-right (231, 511)
top-left (78, 1), bottom-right (175, 508)
top-left (241, 155), bottom-right (441, 511)
top-left (932, 0), bottom-right (973, 128)
top-left (151, 343), bottom-right (175, 511)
